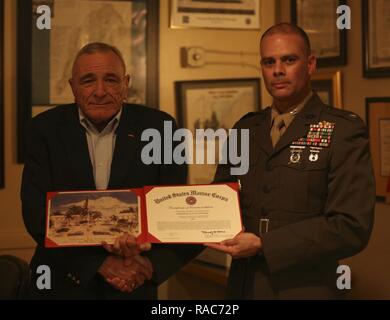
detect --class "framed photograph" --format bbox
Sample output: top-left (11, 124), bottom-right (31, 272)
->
top-left (175, 78), bottom-right (260, 271)
top-left (17, 0), bottom-right (159, 162)
top-left (291, 0), bottom-right (347, 67)
top-left (0, 0), bottom-right (3, 188)
top-left (170, 0), bottom-right (260, 30)
top-left (311, 70), bottom-right (343, 108)
top-left (175, 78), bottom-right (261, 185)
top-left (362, 0), bottom-right (390, 78)
top-left (365, 97), bottom-right (390, 202)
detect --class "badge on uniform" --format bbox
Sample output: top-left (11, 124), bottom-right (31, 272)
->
top-left (309, 146), bottom-right (321, 162)
top-left (289, 145), bottom-right (305, 164)
top-left (291, 121), bottom-right (335, 164)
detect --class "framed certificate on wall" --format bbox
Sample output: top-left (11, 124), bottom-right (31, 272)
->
top-left (365, 97), bottom-right (390, 202)
top-left (170, 0), bottom-right (261, 30)
top-left (362, 0), bottom-right (390, 78)
top-left (0, 0), bottom-right (3, 188)
top-left (291, 0), bottom-right (347, 67)
top-left (175, 78), bottom-right (261, 185)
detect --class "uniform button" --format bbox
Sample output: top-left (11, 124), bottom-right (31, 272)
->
top-left (265, 163), bottom-right (273, 171)
top-left (262, 185), bottom-right (271, 193)
top-left (67, 273), bottom-right (72, 278)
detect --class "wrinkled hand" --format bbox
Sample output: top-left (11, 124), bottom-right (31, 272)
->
top-left (102, 233), bottom-right (151, 258)
top-left (98, 255), bottom-right (153, 293)
top-left (205, 232), bottom-right (262, 259)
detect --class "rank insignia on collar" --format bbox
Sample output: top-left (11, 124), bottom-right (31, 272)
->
top-left (292, 121), bottom-right (335, 148)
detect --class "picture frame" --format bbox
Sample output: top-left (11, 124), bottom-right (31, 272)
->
top-left (291, 0), bottom-right (347, 67)
top-left (365, 97), bottom-right (390, 202)
top-left (175, 78), bottom-right (261, 271)
top-left (311, 70), bottom-right (343, 108)
top-left (17, 0), bottom-right (159, 162)
top-left (0, 0), bottom-right (4, 188)
top-left (175, 78), bottom-right (261, 185)
top-left (362, 0), bottom-right (390, 78)
top-left (170, 0), bottom-right (260, 30)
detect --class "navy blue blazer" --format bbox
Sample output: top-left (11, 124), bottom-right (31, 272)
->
top-left (21, 103), bottom-right (202, 299)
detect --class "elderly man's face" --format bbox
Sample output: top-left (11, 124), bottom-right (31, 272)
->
top-left (260, 33), bottom-right (316, 107)
top-left (69, 51), bottom-right (129, 127)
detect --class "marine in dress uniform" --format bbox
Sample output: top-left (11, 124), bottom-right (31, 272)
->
top-left (213, 92), bottom-right (375, 299)
top-left (208, 23), bottom-right (375, 299)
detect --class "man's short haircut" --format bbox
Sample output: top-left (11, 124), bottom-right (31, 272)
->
top-left (260, 23), bottom-right (312, 56)
top-left (72, 42), bottom-right (126, 74)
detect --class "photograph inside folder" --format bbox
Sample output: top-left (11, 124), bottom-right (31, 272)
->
top-left (45, 189), bottom-right (143, 248)
top-left (45, 183), bottom-right (243, 247)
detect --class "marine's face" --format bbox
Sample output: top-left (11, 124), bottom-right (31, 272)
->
top-left (69, 51), bottom-right (129, 126)
top-left (260, 33), bottom-right (316, 107)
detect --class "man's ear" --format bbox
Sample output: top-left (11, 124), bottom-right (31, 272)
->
top-left (122, 75), bottom-right (131, 102)
top-left (307, 54), bottom-right (317, 76)
top-left (69, 78), bottom-right (76, 98)
top-left (124, 74), bottom-right (131, 88)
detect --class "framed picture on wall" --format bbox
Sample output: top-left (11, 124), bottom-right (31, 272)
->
top-left (175, 78), bottom-right (261, 185)
top-left (362, 0), bottom-right (390, 78)
top-left (17, 0), bottom-right (159, 162)
top-left (311, 70), bottom-right (343, 108)
top-left (291, 0), bottom-right (347, 67)
top-left (170, 0), bottom-right (261, 30)
top-left (175, 78), bottom-right (261, 271)
top-left (366, 97), bottom-right (390, 202)
top-left (0, 0), bottom-right (4, 188)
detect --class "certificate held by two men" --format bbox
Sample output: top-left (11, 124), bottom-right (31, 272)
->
top-left (45, 183), bottom-right (243, 247)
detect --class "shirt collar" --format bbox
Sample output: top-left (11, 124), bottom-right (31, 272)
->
top-left (79, 107), bottom-right (122, 135)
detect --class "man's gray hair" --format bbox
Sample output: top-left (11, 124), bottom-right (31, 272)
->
top-left (72, 42), bottom-right (126, 74)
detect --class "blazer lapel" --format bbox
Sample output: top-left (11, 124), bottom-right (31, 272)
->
top-left (249, 109), bottom-right (273, 157)
top-left (59, 105), bottom-right (95, 189)
top-left (271, 94), bottom-right (324, 157)
top-left (108, 106), bottom-right (140, 188)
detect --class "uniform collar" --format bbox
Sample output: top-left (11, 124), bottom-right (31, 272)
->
top-left (271, 91), bottom-right (314, 129)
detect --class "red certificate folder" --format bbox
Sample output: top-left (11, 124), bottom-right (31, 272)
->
top-left (45, 183), bottom-right (242, 248)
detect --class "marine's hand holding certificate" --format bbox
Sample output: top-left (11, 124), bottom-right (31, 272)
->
top-left (45, 183), bottom-right (242, 247)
